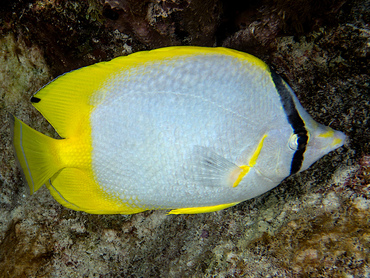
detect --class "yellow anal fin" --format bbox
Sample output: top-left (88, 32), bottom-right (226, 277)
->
top-left (168, 202), bottom-right (240, 215)
top-left (48, 168), bottom-right (146, 214)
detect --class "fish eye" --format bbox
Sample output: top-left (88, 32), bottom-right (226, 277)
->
top-left (289, 132), bottom-right (309, 151)
top-left (289, 134), bottom-right (299, 150)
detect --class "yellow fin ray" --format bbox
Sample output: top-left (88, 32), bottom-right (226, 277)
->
top-left (168, 202), bottom-right (240, 214)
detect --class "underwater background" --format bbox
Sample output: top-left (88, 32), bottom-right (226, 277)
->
top-left (0, 0), bottom-right (369, 277)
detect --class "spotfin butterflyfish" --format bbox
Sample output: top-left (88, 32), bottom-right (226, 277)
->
top-left (11, 46), bottom-right (346, 214)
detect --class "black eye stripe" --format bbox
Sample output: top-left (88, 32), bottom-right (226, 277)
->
top-left (270, 70), bottom-right (308, 175)
top-left (297, 132), bottom-right (308, 150)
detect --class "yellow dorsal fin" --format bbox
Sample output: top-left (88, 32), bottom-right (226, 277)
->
top-left (168, 202), bottom-right (240, 214)
top-left (31, 62), bottom-right (119, 138)
top-left (31, 46), bottom-right (268, 138)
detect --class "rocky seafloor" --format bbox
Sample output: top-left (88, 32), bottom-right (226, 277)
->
top-left (0, 0), bottom-right (369, 277)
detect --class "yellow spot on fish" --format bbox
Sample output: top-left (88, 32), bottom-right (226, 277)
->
top-left (233, 134), bottom-right (267, 187)
top-left (332, 137), bottom-right (343, 146)
top-left (318, 129), bottom-right (334, 138)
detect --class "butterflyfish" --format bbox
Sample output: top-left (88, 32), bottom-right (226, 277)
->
top-left (11, 46), bottom-right (347, 214)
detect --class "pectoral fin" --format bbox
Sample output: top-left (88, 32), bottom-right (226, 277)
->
top-left (191, 146), bottom-right (244, 188)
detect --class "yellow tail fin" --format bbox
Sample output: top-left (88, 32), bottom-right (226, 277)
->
top-left (11, 115), bottom-right (61, 194)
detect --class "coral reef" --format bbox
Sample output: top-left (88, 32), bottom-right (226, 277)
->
top-left (0, 0), bottom-right (369, 277)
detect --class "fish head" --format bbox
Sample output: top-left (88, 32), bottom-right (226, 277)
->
top-left (252, 121), bottom-right (346, 182)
